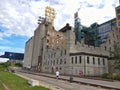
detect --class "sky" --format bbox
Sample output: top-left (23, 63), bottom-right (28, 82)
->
top-left (0, 0), bottom-right (119, 56)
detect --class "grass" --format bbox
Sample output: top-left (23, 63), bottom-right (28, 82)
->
top-left (0, 63), bottom-right (50, 90)
top-left (0, 71), bottom-right (50, 90)
top-left (0, 80), bottom-right (5, 90)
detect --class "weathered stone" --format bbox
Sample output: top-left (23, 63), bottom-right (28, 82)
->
top-left (28, 79), bottom-right (39, 86)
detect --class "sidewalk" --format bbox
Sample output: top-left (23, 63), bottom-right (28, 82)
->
top-left (15, 71), bottom-right (110, 90)
top-left (18, 70), bottom-right (120, 89)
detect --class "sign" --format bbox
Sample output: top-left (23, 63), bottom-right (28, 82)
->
top-left (79, 70), bottom-right (83, 75)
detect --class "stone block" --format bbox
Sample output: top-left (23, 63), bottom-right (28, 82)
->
top-left (28, 79), bottom-right (39, 86)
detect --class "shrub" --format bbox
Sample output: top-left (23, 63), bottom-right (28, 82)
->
top-left (15, 63), bottom-right (22, 67)
top-left (102, 73), bottom-right (109, 78)
top-left (102, 73), bottom-right (120, 81)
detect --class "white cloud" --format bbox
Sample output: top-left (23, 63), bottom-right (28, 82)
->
top-left (0, 46), bottom-right (24, 55)
top-left (77, 0), bottom-right (119, 26)
top-left (0, 52), bottom-right (4, 56)
top-left (0, 0), bottom-right (38, 39)
top-left (0, 0), bottom-right (119, 40)
top-left (53, 0), bottom-right (119, 28)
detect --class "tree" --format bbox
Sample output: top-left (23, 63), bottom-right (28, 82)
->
top-left (110, 44), bottom-right (120, 72)
top-left (2, 61), bottom-right (11, 68)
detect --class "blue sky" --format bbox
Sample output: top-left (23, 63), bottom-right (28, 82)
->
top-left (0, 0), bottom-right (119, 55)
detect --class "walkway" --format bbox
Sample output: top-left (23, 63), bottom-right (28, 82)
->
top-left (20, 70), bottom-right (120, 89)
top-left (15, 69), bottom-right (120, 90)
top-left (15, 71), bottom-right (110, 90)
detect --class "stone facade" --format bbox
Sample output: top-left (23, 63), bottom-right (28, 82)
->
top-left (23, 36), bottom-right (34, 69)
top-left (23, 20), bottom-right (119, 76)
top-left (31, 24), bottom-right (46, 68)
top-left (41, 26), bottom-right (109, 76)
top-left (23, 5), bottom-right (120, 76)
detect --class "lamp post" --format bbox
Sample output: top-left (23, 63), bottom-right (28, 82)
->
top-left (69, 56), bottom-right (73, 82)
top-left (69, 66), bottom-right (73, 82)
top-left (84, 55), bottom-right (86, 77)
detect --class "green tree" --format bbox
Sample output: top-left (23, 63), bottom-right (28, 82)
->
top-left (110, 44), bottom-right (120, 72)
top-left (4, 61), bottom-right (11, 68)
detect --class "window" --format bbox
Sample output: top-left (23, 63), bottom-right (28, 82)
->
top-left (53, 60), bottom-right (55, 65)
top-left (57, 59), bottom-right (58, 64)
top-left (93, 57), bottom-right (95, 64)
top-left (118, 15), bottom-right (120, 20)
top-left (113, 34), bottom-right (114, 38)
top-left (44, 55), bottom-right (46, 60)
top-left (47, 39), bottom-right (49, 43)
top-left (104, 46), bottom-right (107, 50)
top-left (79, 56), bottom-right (81, 63)
top-left (117, 9), bottom-right (120, 14)
top-left (48, 61), bottom-right (49, 65)
top-left (65, 49), bottom-right (66, 55)
top-left (114, 41), bottom-right (115, 44)
top-left (98, 58), bottom-right (100, 65)
top-left (51, 54), bottom-right (53, 58)
top-left (117, 35), bottom-right (119, 39)
top-left (47, 34), bottom-right (50, 36)
top-left (75, 56), bottom-right (77, 64)
top-left (60, 67), bottom-right (62, 70)
top-left (87, 56), bottom-right (89, 64)
top-left (109, 40), bottom-right (111, 44)
top-left (61, 50), bottom-right (62, 56)
top-left (103, 58), bottom-right (105, 65)
top-left (64, 59), bottom-right (66, 64)
top-left (118, 22), bottom-right (120, 26)
top-left (71, 57), bottom-right (73, 64)
top-left (51, 61), bottom-right (52, 65)
top-left (60, 59), bottom-right (62, 64)
top-left (54, 53), bottom-right (56, 58)
top-left (109, 47), bottom-right (111, 51)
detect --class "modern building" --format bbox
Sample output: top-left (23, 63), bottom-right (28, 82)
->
top-left (0, 52), bottom-right (24, 64)
top-left (23, 4), bottom-right (120, 76)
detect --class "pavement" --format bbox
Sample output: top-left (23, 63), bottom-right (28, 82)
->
top-left (18, 70), bottom-right (120, 89)
top-left (15, 71), bottom-right (110, 90)
top-left (13, 69), bottom-right (120, 90)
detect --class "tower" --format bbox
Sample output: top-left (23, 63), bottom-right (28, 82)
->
top-left (115, 0), bottom-right (120, 28)
top-left (74, 12), bottom-right (84, 43)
